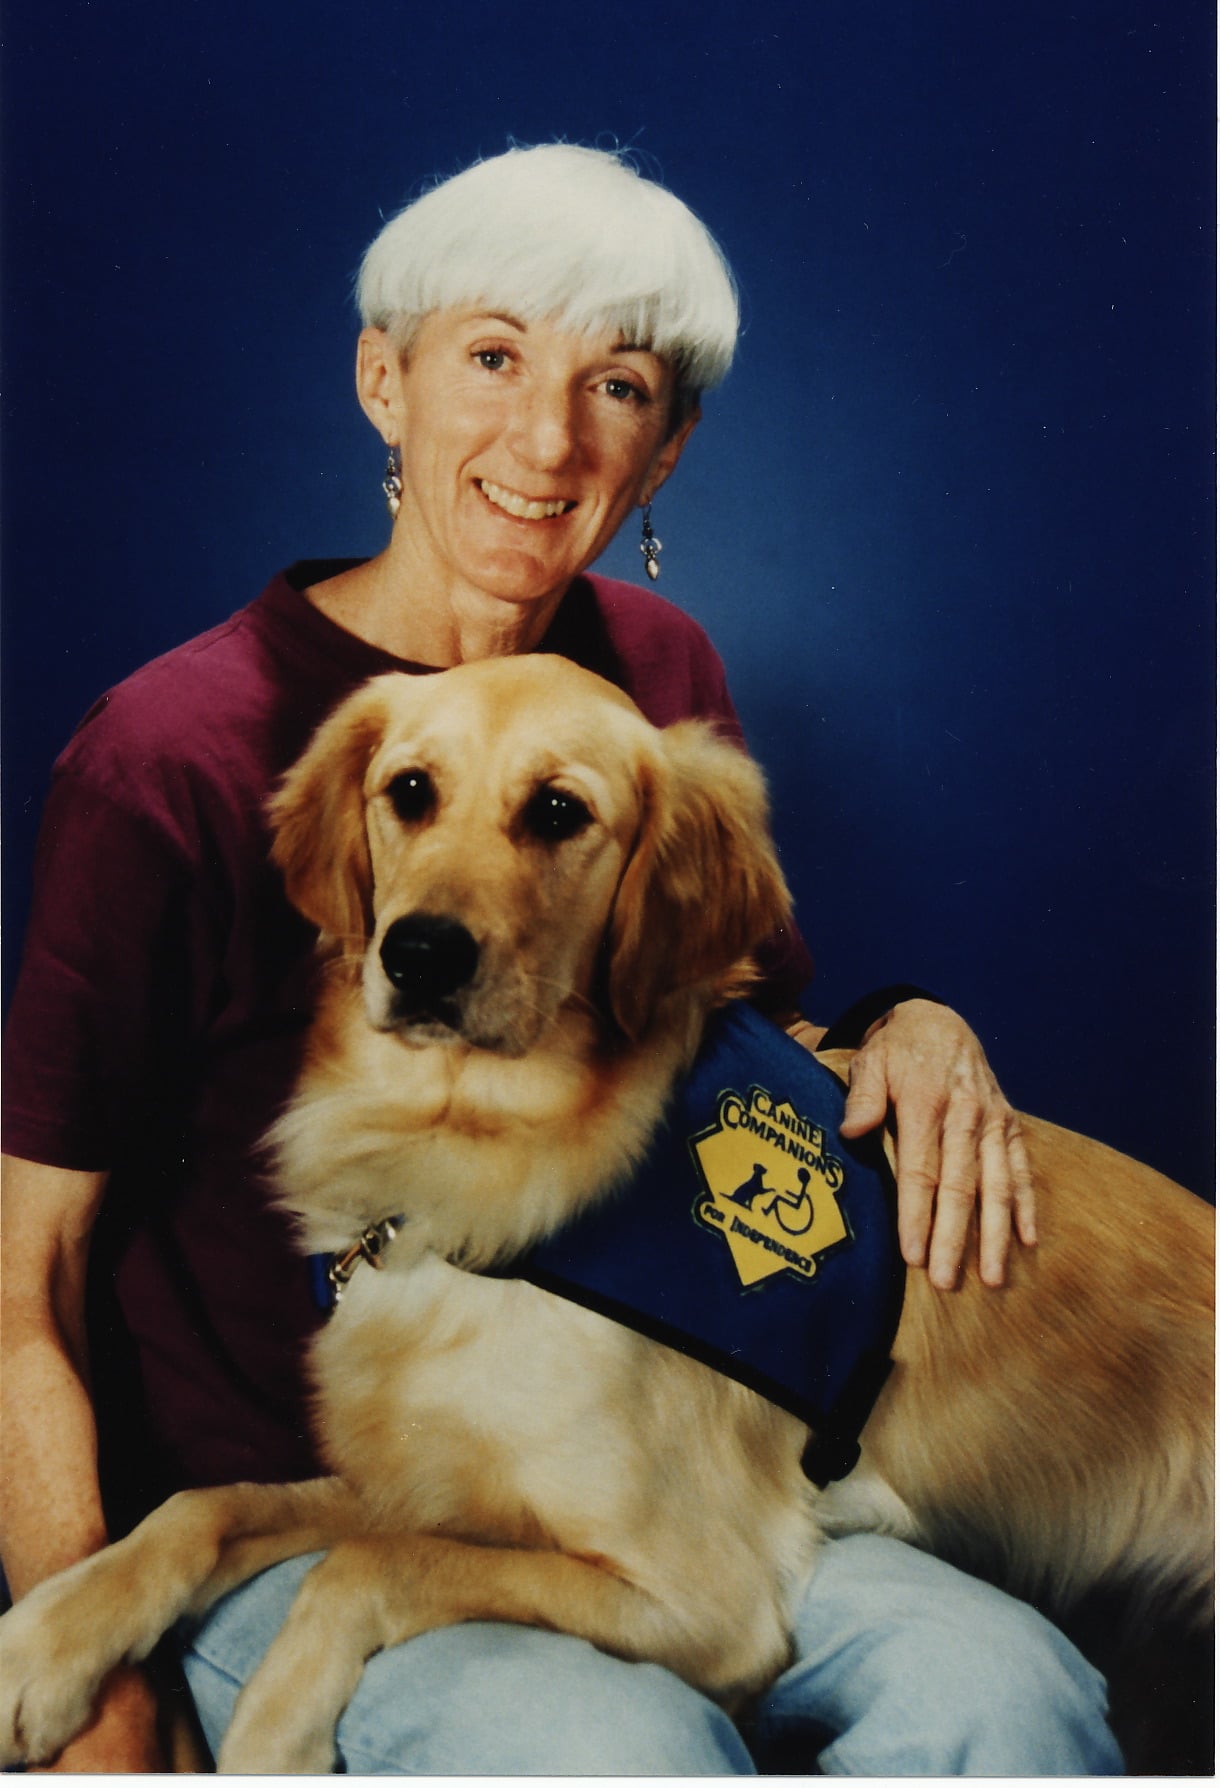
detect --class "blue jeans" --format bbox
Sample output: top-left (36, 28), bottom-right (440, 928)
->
top-left (180, 1533), bottom-right (1123, 1774)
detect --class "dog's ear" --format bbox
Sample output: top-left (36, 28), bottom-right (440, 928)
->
top-left (268, 680), bottom-right (390, 949)
top-left (607, 722), bottom-right (794, 1040)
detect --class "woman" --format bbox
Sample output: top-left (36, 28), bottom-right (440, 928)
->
top-left (0, 145), bottom-right (1118, 1773)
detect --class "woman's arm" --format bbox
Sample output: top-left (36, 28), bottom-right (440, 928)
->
top-left (0, 1154), bottom-right (166, 1772)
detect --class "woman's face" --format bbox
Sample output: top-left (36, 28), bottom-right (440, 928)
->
top-left (360, 309), bottom-right (695, 613)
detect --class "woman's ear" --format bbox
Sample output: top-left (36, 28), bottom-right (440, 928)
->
top-left (268, 680), bottom-right (391, 951)
top-left (355, 327), bottom-right (406, 444)
top-left (642, 407), bottom-right (700, 506)
top-left (606, 722), bottom-right (793, 1040)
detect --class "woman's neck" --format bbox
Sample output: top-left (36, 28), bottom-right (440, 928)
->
top-left (304, 545), bottom-right (569, 667)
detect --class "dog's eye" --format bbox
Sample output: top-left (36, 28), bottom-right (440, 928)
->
top-left (386, 769), bottom-right (436, 822)
top-left (522, 786), bottom-right (593, 843)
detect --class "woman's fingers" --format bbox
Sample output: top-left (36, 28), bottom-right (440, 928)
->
top-left (839, 1045), bottom-right (889, 1138)
top-left (1008, 1117), bottom-right (1038, 1249)
top-left (974, 1114), bottom-right (1019, 1288)
top-left (888, 1101), bottom-right (942, 1272)
top-left (923, 1104), bottom-right (985, 1289)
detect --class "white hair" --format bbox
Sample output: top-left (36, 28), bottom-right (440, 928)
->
top-left (356, 144), bottom-right (739, 410)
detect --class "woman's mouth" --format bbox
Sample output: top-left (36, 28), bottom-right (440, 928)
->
top-left (479, 479), bottom-right (575, 521)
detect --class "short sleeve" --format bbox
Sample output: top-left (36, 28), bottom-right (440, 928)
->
top-left (2, 766), bottom-right (209, 1170)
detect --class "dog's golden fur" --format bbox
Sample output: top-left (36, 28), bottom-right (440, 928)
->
top-left (0, 656), bottom-right (1212, 1773)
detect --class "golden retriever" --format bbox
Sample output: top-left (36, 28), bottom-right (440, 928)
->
top-left (0, 655), bottom-right (1212, 1773)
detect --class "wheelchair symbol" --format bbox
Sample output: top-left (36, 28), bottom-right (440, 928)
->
top-left (726, 1163), bottom-right (815, 1237)
top-left (761, 1167), bottom-right (815, 1236)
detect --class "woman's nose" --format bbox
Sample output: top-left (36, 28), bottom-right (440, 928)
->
top-left (510, 383), bottom-right (579, 471)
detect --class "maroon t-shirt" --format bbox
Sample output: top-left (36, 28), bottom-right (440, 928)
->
top-left (3, 562), bottom-right (813, 1516)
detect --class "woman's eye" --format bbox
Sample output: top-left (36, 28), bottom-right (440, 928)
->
top-left (476, 350), bottom-right (508, 371)
top-left (604, 377), bottom-right (646, 404)
top-left (386, 769), bottom-right (436, 822)
top-left (522, 786), bottom-right (593, 843)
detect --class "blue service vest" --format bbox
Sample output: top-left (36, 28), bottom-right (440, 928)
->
top-left (511, 1004), bottom-right (905, 1484)
top-left (313, 1005), bottom-right (905, 1486)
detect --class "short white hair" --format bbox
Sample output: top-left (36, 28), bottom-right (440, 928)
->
top-left (356, 144), bottom-right (739, 409)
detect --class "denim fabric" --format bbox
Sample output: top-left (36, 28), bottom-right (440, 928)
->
top-left (750, 1535), bottom-right (1123, 1775)
top-left (181, 1532), bottom-right (1123, 1775)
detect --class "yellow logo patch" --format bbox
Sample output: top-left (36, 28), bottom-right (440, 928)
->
top-left (691, 1086), bottom-right (852, 1288)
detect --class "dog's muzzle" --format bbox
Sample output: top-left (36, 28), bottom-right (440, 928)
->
top-left (379, 913), bottom-right (480, 1023)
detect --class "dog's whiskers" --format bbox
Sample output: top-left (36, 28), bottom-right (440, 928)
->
top-left (519, 974), bottom-right (602, 1036)
top-left (320, 940), bottom-right (369, 979)
top-left (522, 972), bottom-right (595, 1013)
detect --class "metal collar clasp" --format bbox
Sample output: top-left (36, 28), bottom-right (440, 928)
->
top-left (327, 1216), bottom-right (402, 1303)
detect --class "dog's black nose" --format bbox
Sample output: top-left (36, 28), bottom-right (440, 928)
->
top-left (379, 914), bottom-right (479, 1007)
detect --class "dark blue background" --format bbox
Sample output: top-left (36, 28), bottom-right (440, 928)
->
top-left (3, 1), bottom-right (1214, 1192)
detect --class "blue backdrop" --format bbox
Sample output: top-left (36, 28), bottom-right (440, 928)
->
top-left (3, 0), bottom-right (1214, 1193)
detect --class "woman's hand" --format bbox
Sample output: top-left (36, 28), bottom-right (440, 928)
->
top-left (837, 1000), bottom-right (1036, 1289)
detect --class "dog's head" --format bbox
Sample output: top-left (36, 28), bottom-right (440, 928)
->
top-left (269, 656), bottom-right (793, 1053)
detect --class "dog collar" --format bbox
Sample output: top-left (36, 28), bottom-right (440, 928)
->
top-left (312, 1215), bottom-right (403, 1307)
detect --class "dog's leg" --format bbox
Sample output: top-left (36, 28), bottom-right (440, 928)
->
top-left (218, 1531), bottom-right (757, 1774)
top-left (0, 1476), bottom-right (360, 1768)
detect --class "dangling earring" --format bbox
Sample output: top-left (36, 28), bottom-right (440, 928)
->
top-left (640, 501), bottom-right (662, 580)
top-left (382, 445), bottom-right (403, 520)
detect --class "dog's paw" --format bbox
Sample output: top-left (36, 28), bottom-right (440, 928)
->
top-left (0, 1592), bottom-right (109, 1767)
top-left (215, 1629), bottom-right (356, 1774)
top-left (217, 1713), bottom-right (339, 1775)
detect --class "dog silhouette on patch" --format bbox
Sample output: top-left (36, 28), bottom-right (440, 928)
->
top-left (726, 1163), bottom-right (772, 1210)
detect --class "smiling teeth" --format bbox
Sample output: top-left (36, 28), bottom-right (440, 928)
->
top-left (480, 480), bottom-right (571, 521)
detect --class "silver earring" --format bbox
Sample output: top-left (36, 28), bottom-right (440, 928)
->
top-left (640, 502), bottom-right (662, 580)
top-left (382, 445), bottom-right (403, 520)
